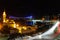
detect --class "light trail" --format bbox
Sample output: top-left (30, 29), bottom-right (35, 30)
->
top-left (27, 21), bottom-right (59, 40)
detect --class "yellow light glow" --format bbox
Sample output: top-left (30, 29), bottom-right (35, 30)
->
top-left (3, 11), bottom-right (6, 16)
top-left (13, 21), bottom-right (15, 23)
top-left (6, 19), bottom-right (9, 23)
top-left (14, 22), bottom-right (16, 28)
top-left (3, 11), bottom-right (6, 23)
top-left (16, 24), bottom-right (19, 27)
top-left (11, 20), bottom-right (14, 22)
top-left (9, 20), bottom-right (17, 28)
top-left (0, 23), bottom-right (2, 30)
top-left (22, 27), bottom-right (27, 30)
top-left (12, 21), bottom-right (16, 28)
top-left (19, 30), bottom-right (22, 33)
top-left (17, 27), bottom-right (22, 33)
top-left (3, 20), bottom-right (5, 22)
top-left (42, 18), bottom-right (45, 20)
top-left (6, 19), bottom-right (9, 21)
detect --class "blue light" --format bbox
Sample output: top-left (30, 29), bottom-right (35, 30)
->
top-left (25, 16), bottom-right (33, 19)
top-left (26, 21), bottom-right (33, 25)
top-left (9, 16), bottom-right (15, 18)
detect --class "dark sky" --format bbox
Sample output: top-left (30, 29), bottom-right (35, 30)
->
top-left (0, 0), bottom-right (60, 17)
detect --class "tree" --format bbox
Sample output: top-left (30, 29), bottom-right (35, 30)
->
top-left (1, 25), bottom-right (11, 34)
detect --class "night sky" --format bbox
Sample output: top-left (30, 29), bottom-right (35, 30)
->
top-left (0, 0), bottom-right (60, 18)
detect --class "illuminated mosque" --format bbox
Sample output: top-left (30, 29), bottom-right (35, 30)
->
top-left (0, 10), bottom-right (39, 34)
top-left (0, 11), bottom-right (32, 33)
top-left (2, 11), bottom-right (16, 28)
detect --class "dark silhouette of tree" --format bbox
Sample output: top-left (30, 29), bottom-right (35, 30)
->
top-left (1, 25), bottom-right (10, 34)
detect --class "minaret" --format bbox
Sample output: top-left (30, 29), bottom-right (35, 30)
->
top-left (3, 10), bottom-right (6, 23)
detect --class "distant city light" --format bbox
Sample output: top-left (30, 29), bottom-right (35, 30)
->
top-left (13, 22), bottom-right (16, 28)
top-left (22, 26), bottom-right (27, 30)
top-left (16, 24), bottom-right (19, 27)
